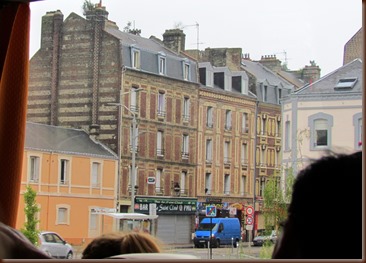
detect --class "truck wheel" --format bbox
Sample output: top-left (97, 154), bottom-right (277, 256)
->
top-left (234, 239), bottom-right (239, 248)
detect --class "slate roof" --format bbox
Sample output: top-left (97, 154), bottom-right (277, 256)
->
top-left (277, 70), bottom-right (305, 88)
top-left (25, 122), bottom-right (117, 159)
top-left (241, 59), bottom-right (294, 90)
top-left (104, 27), bottom-right (185, 58)
top-left (295, 59), bottom-right (362, 95)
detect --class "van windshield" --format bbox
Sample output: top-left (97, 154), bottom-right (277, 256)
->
top-left (197, 223), bottom-right (216, 231)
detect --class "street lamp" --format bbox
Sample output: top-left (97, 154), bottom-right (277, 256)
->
top-left (107, 88), bottom-right (142, 213)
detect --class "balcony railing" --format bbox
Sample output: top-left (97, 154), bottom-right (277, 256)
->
top-left (181, 152), bottom-right (189, 159)
top-left (224, 157), bottom-right (231, 165)
top-left (182, 114), bottom-right (190, 122)
top-left (224, 124), bottom-right (232, 131)
top-left (206, 122), bottom-right (213, 128)
top-left (156, 148), bottom-right (165, 156)
top-left (157, 110), bottom-right (166, 118)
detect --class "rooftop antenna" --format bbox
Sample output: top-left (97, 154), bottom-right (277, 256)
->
top-left (180, 22), bottom-right (203, 59)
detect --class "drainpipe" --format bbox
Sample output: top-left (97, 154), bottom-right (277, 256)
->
top-left (252, 100), bottom-right (259, 240)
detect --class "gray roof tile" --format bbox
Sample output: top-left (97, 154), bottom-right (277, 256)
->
top-left (295, 59), bottom-right (362, 95)
top-left (25, 122), bottom-right (117, 159)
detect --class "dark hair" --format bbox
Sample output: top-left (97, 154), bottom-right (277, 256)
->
top-left (82, 231), bottom-right (161, 259)
top-left (287, 151), bottom-right (362, 258)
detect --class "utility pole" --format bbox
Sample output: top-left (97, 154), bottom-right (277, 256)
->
top-left (107, 87), bottom-right (142, 214)
top-left (130, 112), bottom-right (137, 213)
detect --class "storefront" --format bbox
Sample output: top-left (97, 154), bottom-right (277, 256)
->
top-left (134, 196), bottom-right (197, 244)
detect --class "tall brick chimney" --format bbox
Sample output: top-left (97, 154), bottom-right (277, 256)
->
top-left (302, 62), bottom-right (321, 84)
top-left (201, 48), bottom-right (242, 71)
top-left (163, 29), bottom-right (186, 53)
top-left (258, 55), bottom-right (282, 72)
top-left (85, 4), bottom-right (109, 137)
top-left (40, 10), bottom-right (64, 51)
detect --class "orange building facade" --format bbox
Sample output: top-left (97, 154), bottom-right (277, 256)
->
top-left (16, 123), bottom-right (118, 245)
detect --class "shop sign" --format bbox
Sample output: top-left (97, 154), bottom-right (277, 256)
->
top-left (135, 196), bottom-right (197, 215)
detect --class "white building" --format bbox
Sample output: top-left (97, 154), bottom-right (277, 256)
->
top-left (281, 58), bottom-right (362, 177)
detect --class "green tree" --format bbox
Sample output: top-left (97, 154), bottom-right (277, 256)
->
top-left (263, 169), bottom-right (295, 234)
top-left (20, 186), bottom-right (40, 245)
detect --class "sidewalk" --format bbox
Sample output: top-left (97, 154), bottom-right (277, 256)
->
top-left (163, 241), bottom-right (254, 250)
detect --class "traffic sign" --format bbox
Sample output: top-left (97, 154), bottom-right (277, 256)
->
top-left (246, 225), bottom-right (253, 231)
top-left (206, 206), bottom-right (216, 217)
top-left (246, 206), bottom-right (254, 216)
top-left (246, 215), bottom-right (253, 225)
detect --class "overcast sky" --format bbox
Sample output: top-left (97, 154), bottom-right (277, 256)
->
top-left (29, 0), bottom-right (362, 77)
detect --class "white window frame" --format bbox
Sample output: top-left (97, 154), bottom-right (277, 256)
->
top-left (155, 169), bottom-right (162, 194)
top-left (157, 130), bottom-right (164, 156)
top-left (183, 97), bottom-right (190, 122)
top-left (59, 158), bottom-right (70, 185)
top-left (131, 47), bottom-right (141, 69)
top-left (308, 113), bottom-right (333, 150)
top-left (158, 53), bottom-right (166, 75)
top-left (225, 110), bottom-right (232, 130)
top-left (242, 112), bottom-right (249, 133)
top-left (130, 87), bottom-right (139, 112)
top-left (205, 173), bottom-right (212, 195)
top-left (241, 143), bottom-right (247, 165)
top-left (56, 204), bottom-right (70, 225)
top-left (260, 148), bottom-right (266, 167)
top-left (206, 139), bottom-right (213, 163)
top-left (224, 174), bottom-right (230, 195)
top-left (29, 155), bottom-right (40, 183)
top-left (207, 106), bottom-right (213, 128)
top-left (240, 176), bottom-right (246, 196)
top-left (89, 208), bottom-right (99, 233)
top-left (157, 92), bottom-right (166, 117)
top-left (91, 162), bottom-right (101, 188)
top-left (180, 171), bottom-right (187, 195)
top-left (182, 134), bottom-right (189, 159)
top-left (183, 61), bottom-right (191, 81)
top-left (224, 141), bottom-right (230, 164)
top-left (261, 118), bottom-right (266, 135)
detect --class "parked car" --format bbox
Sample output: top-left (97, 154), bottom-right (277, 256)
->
top-left (38, 231), bottom-right (73, 259)
top-left (252, 230), bottom-right (278, 246)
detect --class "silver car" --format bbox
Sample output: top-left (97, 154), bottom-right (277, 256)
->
top-left (38, 231), bottom-right (73, 259)
top-left (253, 230), bottom-right (278, 246)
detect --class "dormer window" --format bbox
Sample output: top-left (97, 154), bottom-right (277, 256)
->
top-left (131, 47), bottom-right (141, 69)
top-left (334, 78), bottom-right (357, 90)
top-left (182, 60), bottom-right (191, 81)
top-left (158, 52), bottom-right (166, 75)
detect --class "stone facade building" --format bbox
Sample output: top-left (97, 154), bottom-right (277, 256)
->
top-left (27, 6), bottom-right (199, 244)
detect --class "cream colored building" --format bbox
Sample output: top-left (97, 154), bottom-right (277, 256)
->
top-left (281, 59), bottom-right (362, 177)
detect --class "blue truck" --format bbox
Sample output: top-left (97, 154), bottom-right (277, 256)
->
top-left (193, 217), bottom-right (241, 248)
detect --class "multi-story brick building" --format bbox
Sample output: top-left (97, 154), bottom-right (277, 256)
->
top-left (27, 5), bottom-right (199, 244)
top-left (196, 61), bottom-right (256, 233)
top-left (343, 27), bottom-right (363, 65)
top-left (185, 46), bottom-right (294, 235)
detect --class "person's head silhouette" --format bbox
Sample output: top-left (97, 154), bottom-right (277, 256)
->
top-left (272, 151), bottom-right (362, 259)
